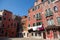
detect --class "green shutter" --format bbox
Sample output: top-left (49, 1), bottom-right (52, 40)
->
top-left (51, 0), bottom-right (54, 2)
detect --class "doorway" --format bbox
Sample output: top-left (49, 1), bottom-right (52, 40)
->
top-left (43, 32), bottom-right (46, 39)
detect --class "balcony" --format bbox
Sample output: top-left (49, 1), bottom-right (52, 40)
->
top-left (36, 17), bottom-right (42, 20)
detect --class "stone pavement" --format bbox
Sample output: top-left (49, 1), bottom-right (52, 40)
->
top-left (0, 38), bottom-right (60, 40)
top-left (9, 38), bottom-right (45, 40)
top-left (9, 38), bottom-right (60, 40)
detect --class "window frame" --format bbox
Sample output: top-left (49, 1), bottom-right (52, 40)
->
top-left (47, 19), bottom-right (54, 26)
top-left (28, 24), bottom-right (30, 27)
top-left (57, 17), bottom-right (60, 25)
top-left (54, 6), bottom-right (58, 12)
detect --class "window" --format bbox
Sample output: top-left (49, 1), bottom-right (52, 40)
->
top-left (28, 17), bottom-right (30, 21)
top-left (41, 0), bottom-right (44, 2)
top-left (39, 22), bottom-right (42, 25)
top-left (0, 22), bottom-right (2, 26)
top-left (36, 5), bottom-right (40, 9)
top-left (35, 14), bottom-right (38, 19)
top-left (36, 13), bottom-right (42, 20)
top-left (11, 23), bottom-right (13, 26)
top-left (0, 17), bottom-right (2, 20)
top-left (36, 22), bottom-right (42, 26)
top-left (57, 17), bottom-right (60, 25)
top-left (0, 29), bottom-right (4, 34)
top-left (28, 24), bottom-right (30, 27)
top-left (32, 8), bottom-right (35, 11)
top-left (35, 33), bottom-right (37, 36)
top-left (12, 32), bottom-right (14, 34)
top-left (47, 19), bottom-right (54, 25)
top-left (24, 33), bottom-right (25, 36)
top-left (54, 6), bottom-right (58, 12)
top-left (47, 31), bottom-right (50, 34)
top-left (38, 13), bottom-right (40, 18)
top-left (48, 0), bottom-right (51, 4)
top-left (4, 13), bottom-right (6, 15)
top-left (8, 19), bottom-right (10, 21)
top-left (14, 23), bottom-right (16, 26)
top-left (33, 15), bottom-right (35, 18)
top-left (38, 32), bottom-right (41, 36)
top-left (48, 0), bottom-right (55, 4)
top-left (53, 32), bottom-right (58, 38)
top-left (4, 18), bottom-right (6, 20)
top-left (33, 23), bottom-right (35, 26)
top-left (45, 8), bottom-right (53, 17)
top-left (41, 0), bottom-right (46, 2)
top-left (51, 19), bottom-right (54, 25)
top-left (7, 25), bottom-right (9, 28)
top-left (27, 33), bottom-right (29, 37)
top-left (45, 9), bottom-right (48, 16)
top-left (23, 26), bottom-right (26, 30)
top-left (1, 30), bottom-right (4, 34)
top-left (2, 24), bottom-right (4, 27)
top-left (32, 33), bottom-right (33, 36)
top-left (32, 5), bottom-right (40, 11)
top-left (51, 0), bottom-right (55, 2)
top-left (37, 22), bottom-right (39, 26)
top-left (48, 8), bottom-right (53, 15)
top-left (5, 32), bottom-right (8, 37)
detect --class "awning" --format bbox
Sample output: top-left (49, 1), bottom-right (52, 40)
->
top-left (28, 24), bottom-right (44, 31)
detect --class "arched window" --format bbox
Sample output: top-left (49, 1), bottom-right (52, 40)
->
top-left (54, 6), bottom-right (58, 12)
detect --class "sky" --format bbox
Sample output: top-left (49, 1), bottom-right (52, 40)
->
top-left (0, 0), bottom-right (36, 16)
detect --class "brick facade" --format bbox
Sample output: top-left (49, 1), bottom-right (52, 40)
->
top-left (0, 10), bottom-right (17, 37)
top-left (28, 0), bottom-right (60, 39)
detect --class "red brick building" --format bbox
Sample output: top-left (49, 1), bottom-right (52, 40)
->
top-left (28, 0), bottom-right (60, 39)
top-left (0, 10), bottom-right (17, 37)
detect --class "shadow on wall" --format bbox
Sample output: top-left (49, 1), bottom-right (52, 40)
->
top-left (0, 38), bottom-right (11, 40)
top-left (15, 16), bottom-right (23, 38)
